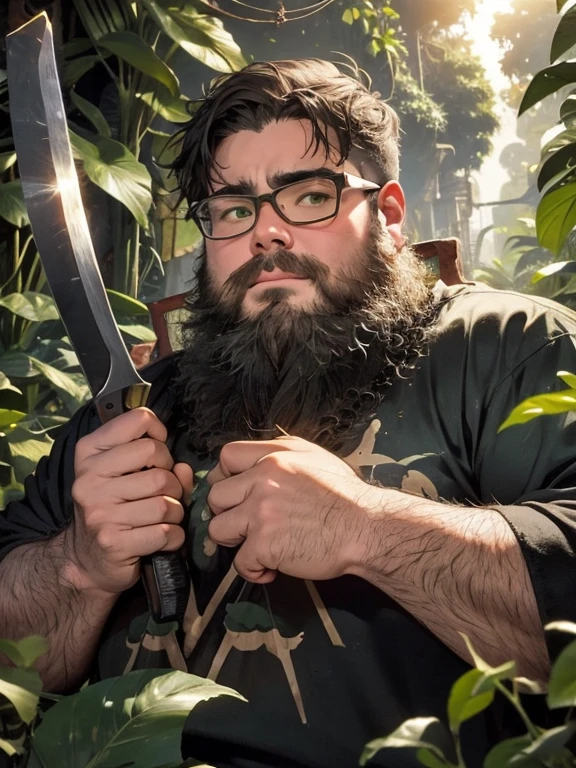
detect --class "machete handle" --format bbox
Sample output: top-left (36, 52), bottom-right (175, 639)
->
top-left (96, 384), bottom-right (190, 625)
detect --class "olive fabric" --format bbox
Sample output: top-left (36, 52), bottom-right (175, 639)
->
top-left (2, 283), bottom-right (576, 767)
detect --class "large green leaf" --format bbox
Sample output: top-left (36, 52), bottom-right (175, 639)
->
top-left (551, 5), bottom-right (576, 63)
top-left (106, 289), bottom-right (150, 316)
top-left (98, 31), bottom-right (180, 96)
top-left (118, 324), bottom-right (157, 342)
top-left (0, 151), bottom-right (16, 172)
top-left (28, 669), bottom-right (244, 768)
top-left (70, 130), bottom-right (152, 229)
top-left (0, 352), bottom-right (36, 379)
top-left (447, 669), bottom-right (494, 731)
top-left (0, 637), bottom-right (48, 668)
top-left (0, 372), bottom-right (21, 395)
top-left (6, 430), bottom-right (54, 483)
top-left (0, 180), bottom-right (28, 227)
top-left (483, 736), bottom-right (537, 768)
top-left (70, 91), bottom-right (111, 137)
top-left (360, 718), bottom-right (452, 766)
top-left (0, 293), bottom-right (59, 322)
top-left (138, 88), bottom-right (191, 123)
top-left (538, 143), bottom-right (576, 192)
top-left (560, 93), bottom-right (576, 126)
top-left (499, 389), bottom-right (576, 431)
top-left (0, 410), bottom-right (25, 430)
top-left (141, 0), bottom-right (246, 73)
top-left (27, 356), bottom-right (86, 402)
top-left (0, 667), bottom-right (42, 724)
top-left (547, 638), bottom-right (576, 708)
top-left (519, 60), bottom-right (576, 116)
top-left (62, 55), bottom-right (102, 89)
top-left (531, 261), bottom-right (576, 283)
top-left (507, 724), bottom-right (576, 764)
top-left (536, 181), bottom-right (576, 255)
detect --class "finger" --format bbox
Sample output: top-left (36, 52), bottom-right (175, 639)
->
top-left (208, 436), bottom-right (302, 485)
top-left (233, 540), bottom-right (277, 584)
top-left (208, 506), bottom-right (249, 547)
top-left (74, 467), bottom-right (183, 507)
top-left (76, 408), bottom-right (167, 464)
top-left (207, 471), bottom-right (252, 515)
top-left (78, 437), bottom-right (174, 478)
top-left (89, 496), bottom-right (185, 529)
top-left (111, 523), bottom-right (186, 559)
top-left (173, 462), bottom-right (195, 505)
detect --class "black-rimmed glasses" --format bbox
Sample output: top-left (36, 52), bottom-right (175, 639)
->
top-left (185, 171), bottom-right (381, 241)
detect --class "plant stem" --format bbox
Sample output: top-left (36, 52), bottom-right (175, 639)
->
top-left (495, 680), bottom-right (540, 740)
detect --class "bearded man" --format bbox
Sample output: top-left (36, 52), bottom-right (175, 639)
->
top-left (1, 59), bottom-right (576, 768)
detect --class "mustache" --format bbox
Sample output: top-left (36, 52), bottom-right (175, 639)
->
top-left (220, 250), bottom-right (330, 301)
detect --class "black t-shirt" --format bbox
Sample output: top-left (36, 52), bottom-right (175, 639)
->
top-left (2, 283), bottom-right (576, 767)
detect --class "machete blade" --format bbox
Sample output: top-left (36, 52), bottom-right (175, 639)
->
top-left (6, 12), bottom-right (144, 416)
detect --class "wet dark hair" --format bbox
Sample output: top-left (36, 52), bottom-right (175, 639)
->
top-left (170, 58), bottom-right (400, 205)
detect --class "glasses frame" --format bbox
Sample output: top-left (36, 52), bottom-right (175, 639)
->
top-left (186, 171), bottom-right (381, 241)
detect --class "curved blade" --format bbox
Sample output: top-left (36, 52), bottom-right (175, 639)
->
top-left (6, 12), bottom-right (144, 403)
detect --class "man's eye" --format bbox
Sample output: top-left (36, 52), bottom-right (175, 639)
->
top-left (297, 192), bottom-right (331, 206)
top-left (221, 206), bottom-right (253, 221)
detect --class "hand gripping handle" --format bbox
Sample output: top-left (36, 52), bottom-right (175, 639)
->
top-left (96, 385), bottom-right (190, 624)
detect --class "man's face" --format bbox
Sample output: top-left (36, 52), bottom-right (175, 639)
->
top-left (203, 119), bottom-right (406, 318)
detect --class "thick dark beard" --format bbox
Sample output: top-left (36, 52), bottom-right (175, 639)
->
top-left (173, 215), bottom-right (437, 458)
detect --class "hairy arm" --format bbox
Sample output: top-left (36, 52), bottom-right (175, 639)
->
top-left (349, 488), bottom-right (549, 682)
top-left (0, 531), bottom-right (117, 692)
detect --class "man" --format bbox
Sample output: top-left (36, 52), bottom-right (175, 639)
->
top-left (1, 59), bottom-right (576, 767)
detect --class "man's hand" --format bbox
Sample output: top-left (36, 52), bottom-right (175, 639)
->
top-left (207, 436), bottom-right (380, 583)
top-left (66, 408), bottom-right (194, 597)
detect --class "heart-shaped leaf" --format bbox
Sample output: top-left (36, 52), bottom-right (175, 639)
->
top-left (0, 637), bottom-right (48, 668)
top-left (0, 293), bottom-right (59, 322)
top-left (448, 669), bottom-right (494, 731)
top-left (70, 130), bottom-right (152, 230)
top-left (519, 60), bottom-right (576, 115)
top-left (28, 669), bottom-right (245, 768)
top-left (0, 180), bottom-right (28, 228)
top-left (0, 667), bottom-right (42, 724)
top-left (536, 181), bottom-right (576, 255)
top-left (483, 736), bottom-right (536, 768)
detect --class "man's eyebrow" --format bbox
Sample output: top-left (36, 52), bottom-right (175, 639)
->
top-left (269, 167), bottom-right (339, 188)
top-left (209, 168), bottom-right (339, 197)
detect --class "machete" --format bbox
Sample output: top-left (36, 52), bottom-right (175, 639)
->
top-left (6, 12), bottom-right (190, 624)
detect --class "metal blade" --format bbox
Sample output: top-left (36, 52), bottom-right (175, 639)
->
top-left (6, 12), bottom-right (144, 406)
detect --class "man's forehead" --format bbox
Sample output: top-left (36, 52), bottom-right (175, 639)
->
top-left (209, 119), bottom-right (350, 192)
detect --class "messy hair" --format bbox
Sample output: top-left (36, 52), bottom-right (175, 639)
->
top-left (170, 58), bottom-right (400, 205)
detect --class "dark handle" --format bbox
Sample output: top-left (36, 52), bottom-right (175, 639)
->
top-left (141, 552), bottom-right (190, 623)
top-left (96, 385), bottom-right (191, 624)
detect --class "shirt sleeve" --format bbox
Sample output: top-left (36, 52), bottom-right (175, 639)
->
top-left (467, 294), bottom-right (576, 659)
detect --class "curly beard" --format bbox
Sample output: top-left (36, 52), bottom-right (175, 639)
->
top-left (173, 214), bottom-right (437, 457)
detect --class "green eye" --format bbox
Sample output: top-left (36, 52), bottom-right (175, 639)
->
top-left (221, 206), bottom-right (253, 221)
top-left (298, 192), bottom-right (331, 206)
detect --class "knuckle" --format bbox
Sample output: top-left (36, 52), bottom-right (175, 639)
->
top-left (147, 467), bottom-right (170, 495)
top-left (95, 526), bottom-right (117, 554)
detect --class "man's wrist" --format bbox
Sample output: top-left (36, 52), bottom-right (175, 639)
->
top-left (57, 528), bottom-right (119, 604)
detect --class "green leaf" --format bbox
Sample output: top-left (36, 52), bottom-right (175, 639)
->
top-left (360, 717), bottom-right (451, 766)
top-left (556, 371), bottom-right (576, 389)
top-left (70, 130), bottom-right (152, 230)
top-left (0, 352), bottom-right (36, 379)
top-left (70, 91), bottom-right (111, 137)
top-left (0, 292), bottom-right (59, 322)
top-left (560, 94), bottom-right (576, 126)
top-left (62, 55), bottom-right (102, 89)
top-left (499, 390), bottom-right (576, 432)
top-left (547, 638), bottom-right (576, 708)
top-left (137, 89), bottom-right (191, 123)
top-left (141, 1), bottom-right (246, 73)
top-left (0, 151), bottom-right (16, 172)
top-left (545, 620), bottom-right (576, 635)
top-left (519, 60), bottom-right (576, 116)
top-left (98, 31), bottom-right (180, 96)
top-left (531, 261), bottom-right (576, 283)
top-left (118, 324), bottom-right (156, 342)
top-left (0, 410), bottom-right (25, 429)
top-left (342, 8), bottom-right (355, 24)
top-left (537, 143), bottom-right (576, 192)
top-left (447, 669), bottom-right (494, 731)
top-left (551, 5), bottom-right (576, 63)
top-left (0, 667), bottom-right (42, 724)
top-left (0, 372), bottom-right (21, 395)
top-left (536, 181), bottom-right (576, 255)
top-left (0, 180), bottom-right (28, 227)
top-left (483, 736), bottom-right (536, 768)
top-left (6, 431), bottom-right (54, 483)
top-left (30, 669), bottom-right (245, 768)
top-left (416, 749), bottom-right (452, 768)
top-left (106, 289), bottom-right (150, 316)
top-left (509, 724), bottom-right (576, 764)
top-left (0, 737), bottom-right (18, 757)
top-left (0, 637), bottom-right (48, 667)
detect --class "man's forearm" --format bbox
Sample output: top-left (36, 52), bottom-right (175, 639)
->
top-left (351, 490), bottom-right (549, 682)
top-left (0, 534), bottom-right (117, 692)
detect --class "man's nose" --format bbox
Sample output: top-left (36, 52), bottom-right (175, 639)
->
top-left (249, 201), bottom-right (294, 255)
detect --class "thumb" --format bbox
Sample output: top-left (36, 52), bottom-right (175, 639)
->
top-left (173, 462), bottom-right (194, 505)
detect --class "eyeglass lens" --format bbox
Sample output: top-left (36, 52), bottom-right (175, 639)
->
top-left (196, 177), bottom-right (339, 238)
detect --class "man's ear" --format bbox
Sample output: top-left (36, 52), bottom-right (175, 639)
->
top-left (377, 181), bottom-right (406, 250)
